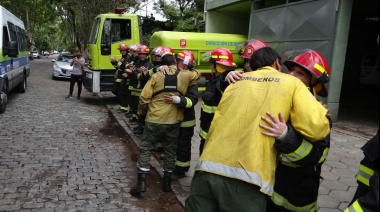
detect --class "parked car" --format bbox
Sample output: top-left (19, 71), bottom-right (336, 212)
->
top-left (51, 53), bottom-right (74, 80)
top-left (43, 51), bottom-right (50, 56)
top-left (31, 51), bottom-right (40, 59)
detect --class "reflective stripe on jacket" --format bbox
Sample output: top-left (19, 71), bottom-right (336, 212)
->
top-left (197, 66), bottom-right (330, 196)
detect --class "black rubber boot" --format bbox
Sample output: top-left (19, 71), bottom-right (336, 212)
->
top-left (163, 171), bottom-right (172, 192)
top-left (130, 172), bottom-right (147, 197)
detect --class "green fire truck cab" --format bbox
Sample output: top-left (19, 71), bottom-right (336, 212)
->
top-left (83, 8), bottom-right (142, 93)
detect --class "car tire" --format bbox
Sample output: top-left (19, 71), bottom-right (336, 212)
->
top-left (0, 83), bottom-right (7, 114)
top-left (16, 75), bottom-right (27, 93)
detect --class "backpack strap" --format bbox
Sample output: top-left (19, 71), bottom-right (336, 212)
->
top-left (153, 70), bottom-right (183, 97)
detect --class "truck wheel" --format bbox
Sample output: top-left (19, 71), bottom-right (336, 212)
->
top-left (16, 75), bottom-right (27, 93)
top-left (0, 84), bottom-right (7, 114)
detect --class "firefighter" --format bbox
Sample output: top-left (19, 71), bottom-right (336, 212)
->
top-left (124, 43), bottom-right (140, 118)
top-left (163, 50), bottom-right (200, 179)
top-left (130, 50), bottom-right (200, 197)
top-left (344, 130), bottom-right (379, 212)
top-left (129, 44), bottom-right (153, 134)
top-left (124, 44), bottom-right (141, 118)
top-left (257, 49), bottom-right (332, 212)
top-left (198, 48), bottom-right (236, 155)
top-left (223, 39), bottom-right (268, 84)
top-left (236, 39), bottom-right (268, 72)
top-left (109, 43), bottom-right (130, 113)
top-left (150, 46), bottom-right (164, 72)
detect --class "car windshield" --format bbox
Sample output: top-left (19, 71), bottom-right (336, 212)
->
top-left (57, 54), bottom-right (74, 62)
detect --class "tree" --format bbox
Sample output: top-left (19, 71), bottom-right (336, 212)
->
top-left (0, 0), bottom-right (206, 54)
top-left (153, 0), bottom-right (204, 32)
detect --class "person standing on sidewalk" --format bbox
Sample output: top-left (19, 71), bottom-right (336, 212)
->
top-left (130, 44), bottom-right (153, 135)
top-left (344, 130), bottom-right (379, 212)
top-left (129, 50), bottom-right (200, 197)
top-left (109, 43), bottom-right (130, 113)
top-left (66, 49), bottom-right (85, 100)
top-left (163, 50), bottom-right (200, 179)
top-left (185, 47), bottom-right (331, 212)
top-left (198, 48), bottom-right (236, 155)
top-left (124, 43), bottom-right (141, 119)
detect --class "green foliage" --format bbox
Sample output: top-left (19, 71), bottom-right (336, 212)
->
top-left (154, 0), bottom-right (205, 32)
top-left (141, 17), bottom-right (174, 46)
top-left (0, 0), bottom-right (205, 52)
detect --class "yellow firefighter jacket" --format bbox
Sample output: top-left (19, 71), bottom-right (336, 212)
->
top-left (196, 66), bottom-right (330, 196)
top-left (138, 65), bottom-right (200, 124)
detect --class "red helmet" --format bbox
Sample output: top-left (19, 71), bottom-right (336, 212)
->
top-left (283, 49), bottom-right (330, 97)
top-left (236, 39), bottom-right (268, 59)
top-left (117, 43), bottom-right (128, 51)
top-left (159, 47), bottom-right (175, 57)
top-left (202, 48), bottom-right (236, 67)
top-left (177, 50), bottom-right (195, 68)
top-left (151, 46), bottom-right (164, 56)
top-left (138, 45), bottom-right (150, 54)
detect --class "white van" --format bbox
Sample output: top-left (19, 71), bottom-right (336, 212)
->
top-left (0, 5), bottom-right (30, 113)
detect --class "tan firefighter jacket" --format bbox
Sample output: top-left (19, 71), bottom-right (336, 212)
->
top-left (138, 65), bottom-right (200, 124)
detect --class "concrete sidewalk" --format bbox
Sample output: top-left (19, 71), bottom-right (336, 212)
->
top-left (103, 92), bottom-right (378, 211)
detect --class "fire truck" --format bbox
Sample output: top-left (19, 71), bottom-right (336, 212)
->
top-left (82, 8), bottom-right (246, 93)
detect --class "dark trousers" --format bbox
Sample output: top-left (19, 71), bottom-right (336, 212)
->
top-left (117, 83), bottom-right (130, 109)
top-left (175, 127), bottom-right (194, 173)
top-left (130, 94), bottom-right (139, 119)
top-left (69, 74), bottom-right (82, 97)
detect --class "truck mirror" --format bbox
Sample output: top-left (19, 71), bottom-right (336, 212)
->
top-left (7, 41), bottom-right (18, 57)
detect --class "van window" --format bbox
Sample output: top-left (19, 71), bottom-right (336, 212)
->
top-left (8, 22), bottom-right (17, 41)
top-left (2, 26), bottom-right (9, 56)
top-left (16, 26), bottom-right (27, 51)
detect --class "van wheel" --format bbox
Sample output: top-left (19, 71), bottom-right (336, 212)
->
top-left (17, 75), bottom-right (27, 93)
top-left (0, 84), bottom-right (7, 114)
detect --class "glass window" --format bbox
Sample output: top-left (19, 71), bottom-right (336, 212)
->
top-left (2, 26), bottom-right (9, 56)
top-left (7, 22), bottom-right (17, 41)
top-left (110, 18), bottom-right (132, 43)
top-left (88, 18), bottom-right (100, 44)
top-left (255, 0), bottom-right (304, 10)
top-left (101, 19), bottom-right (111, 45)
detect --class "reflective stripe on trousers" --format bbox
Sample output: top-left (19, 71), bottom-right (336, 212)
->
top-left (270, 191), bottom-right (317, 212)
top-left (344, 200), bottom-right (364, 212)
top-left (357, 164), bottom-right (374, 186)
